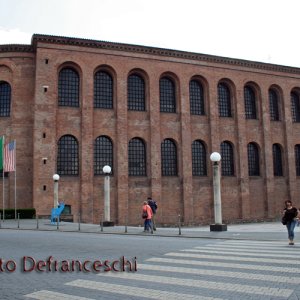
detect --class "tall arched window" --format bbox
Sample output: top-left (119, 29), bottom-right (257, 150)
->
top-left (218, 83), bottom-right (231, 117)
top-left (58, 67), bottom-right (80, 107)
top-left (247, 143), bottom-right (260, 176)
top-left (269, 89), bottom-right (280, 121)
top-left (94, 136), bottom-right (113, 175)
top-left (192, 140), bottom-right (207, 176)
top-left (57, 135), bottom-right (79, 175)
top-left (160, 77), bottom-right (176, 113)
top-left (221, 141), bottom-right (234, 176)
top-left (128, 138), bottom-right (146, 176)
top-left (161, 139), bottom-right (177, 176)
top-left (244, 86), bottom-right (257, 119)
top-left (190, 80), bottom-right (205, 115)
top-left (94, 71), bottom-right (113, 109)
top-left (0, 81), bottom-right (11, 117)
top-left (128, 74), bottom-right (145, 111)
top-left (295, 145), bottom-right (300, 176)
top-left (273, 144), bottom-right (283, 176)
top-left (291, 92), bottom-right (300, 122)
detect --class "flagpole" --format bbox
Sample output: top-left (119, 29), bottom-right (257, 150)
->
top-left (2, 136), bottom-right (5, 222)
top-left (14, 140), bottom-right (17, 220)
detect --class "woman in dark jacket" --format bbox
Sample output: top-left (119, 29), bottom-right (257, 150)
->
top-left (282, 200), bottom-right (299, 245)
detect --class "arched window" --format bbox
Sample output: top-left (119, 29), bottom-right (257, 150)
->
top-left (269, 89), bottom-right (280, 121)
top-left (160, 77), bottom-right (176, 113)
top-left (291, 92), bottom-right (300, 122)
top-left (221, 141), bottom-right (234, 176)
top-left (247, 143), bottom-right (260, 176)
top-left (94, 136), bottom-right (113, 175)
top-left (218, 83), bottom-right (231, 117)
top-left (161, 139), bottom-right (177, 176)
top-left (58, 67), bottom-right (79, 107)
top-left (190, 80), bottom-right (205, 115)
top-left (128, 74), bottom-right (145, 111)
top-left (57, 135), bottom-right (79, 175)
top-left (192, 140), bottom-right (207, 176)
top-left (295, 145), bottom-right (300, 176)
top-left (128, 138), bottom-right (146, 176)
top-left (273, 144), bottom-right (283, 176)
top-left (244, 86), bottom-right (257, 119)
top-left (94, 71), bottom-right (113, 109)
top-left (0, 81), bottom-right (11, 117)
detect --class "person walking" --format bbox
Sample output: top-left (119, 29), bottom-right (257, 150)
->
top-left (142, 201), bottom-right (153, 233)
top-left (147, 197), bottom-right (158, 231)
top-left (282, 200), bottom-right (299, 245)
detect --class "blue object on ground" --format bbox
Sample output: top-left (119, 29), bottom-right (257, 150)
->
top-left (51, 203), bottom-right (65, 224)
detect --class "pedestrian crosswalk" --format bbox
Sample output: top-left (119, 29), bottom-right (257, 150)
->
top-left (25, 240), bottom-right (300, 300)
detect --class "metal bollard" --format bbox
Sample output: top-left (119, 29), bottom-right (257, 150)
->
top-left (36, 215), bottom-right (39, 229)
top-left (100, 215), bottom-right (103, 232)
top-left (78, 213), bottom-right (81, 231)
top-left (125, 216), bottom-right (128, 233)
top-left (17, 213), bottom-right (20, 229)
top-left (56, 216), bottom-right (59, 230)
top-left (0, 213), bottom-right (1, 228)
top-left (178, 214), bottom-right (181, 235)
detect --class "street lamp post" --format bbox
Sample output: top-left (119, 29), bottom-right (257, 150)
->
top-left (103, 165), bottom-right (114, 226)
top-left (52, 174), bottom-right (60, 208)
top-left (209, 152), bottom-right (227, 231)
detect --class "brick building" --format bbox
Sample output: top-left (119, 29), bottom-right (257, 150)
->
top-left (1, 34), bottom-right (300, 225)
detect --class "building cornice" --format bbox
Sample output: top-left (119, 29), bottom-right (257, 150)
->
top-left (0, 44), bottom-right (34, 53)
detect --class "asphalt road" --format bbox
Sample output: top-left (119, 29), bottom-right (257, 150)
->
top-left (1, 229), bottom-right (300, 300)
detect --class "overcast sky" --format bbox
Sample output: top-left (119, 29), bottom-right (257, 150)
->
top-left (0, 0), bottom-right (299, 67)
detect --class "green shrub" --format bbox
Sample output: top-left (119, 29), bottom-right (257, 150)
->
top-left (0, 208), bottom-right (36, 219)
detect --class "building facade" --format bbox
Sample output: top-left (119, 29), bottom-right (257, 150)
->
top-left (1, 34), bottom-right (300, 225)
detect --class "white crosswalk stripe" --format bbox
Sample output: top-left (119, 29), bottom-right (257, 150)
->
top-left (25, 240), bottom-right (300, 300)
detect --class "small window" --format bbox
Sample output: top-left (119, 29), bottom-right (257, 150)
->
top-left (221, 141), bottom-right (234, 176)
top-left (291, 92), bottom-right (300, 122)
top-left (0, 81), bottom-right (11, 117)
top-left (128, 74), bottom-right (145, 111)
top-left (247, 143), bottom-right (260, 176)
top-left (190, 80), bottom-right (205, 115)
top-left (128, 138), bottom-right (146, 176)
top-left (58, 68), bottom-right (80, 107)
top-left (161, 139), bottom-right (178, 176)
top-left (218, 83), bottom-right (232, 117)
top-left (273, 144), bottom-right (283, 176)
top-left (244, 86), bottom-right (257, 119)
top-left (160, 77), bottom-right (176, 113)
top-left (295, 145), bottom-right (300, 176)
top-left (94, 71), bottom-right (113, 109)
top-left (269, 89), bottom-right (280, 121)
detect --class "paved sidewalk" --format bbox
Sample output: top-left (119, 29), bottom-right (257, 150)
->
top-left (1, 218), bottom-right (298, 241)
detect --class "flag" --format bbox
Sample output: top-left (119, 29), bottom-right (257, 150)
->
top-left (0, 136), bottom-right (3, 170)
top-left (4, 140), bottom-right (15, 172)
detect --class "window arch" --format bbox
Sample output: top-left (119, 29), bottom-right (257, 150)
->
top-left (94, 136), bottom-right (113, 175)
top-left (0, 81), bottom-right (11, 117)
top-left (161, 139), bottom-right (178, 176)
top-left (273, 144), bottom-right (283, 176)
top-left (269, 89), bottom-right (280, 121)
top-left (160, 77), bottom-right (176, 113)
top-left (58, 67), bottom-right (80, 107)
top-left (190, 80), bottom-right (205, 115)
top-left (192, 140), bottom-right (207, 176)
top-left (221, 141), bottom-right (234, 176)
top-left (218, 83), bottom-right (232, 117)
top-left (57, 135), bottom-right (79, 176)
top-left (247, 143), bottom-right (260, 176)
top-left (94, 71), bottom-right (113, 109)
top-left (244, 86), bottom-right (257, 119)
top-left (291, 91), bottom-right (300, 122)
top-left (128, 74), bottom-right (145, 111)
top-left (128, 138), bottom-right (146, 176)
top-left (295, 145), bottom-right (300, 176)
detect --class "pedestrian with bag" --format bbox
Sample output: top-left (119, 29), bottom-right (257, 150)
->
top-left (147, 197), bottom-right (158, 231)
top-left (282, 200), bottom-right (299, 245)
top-left (142, 201), bottom-right (153, 233)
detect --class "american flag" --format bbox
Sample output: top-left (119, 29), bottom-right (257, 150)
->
top-left (4, 140), bottom-right (16, 172)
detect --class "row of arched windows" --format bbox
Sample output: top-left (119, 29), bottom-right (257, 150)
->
top-left (1, 69), bottom-right (300, 121)
top-left (56, 134), bottom-right (300, 177)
